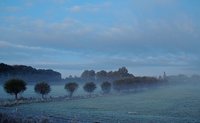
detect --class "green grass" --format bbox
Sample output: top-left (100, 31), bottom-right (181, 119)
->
top-left (4, 84), bottom-right (200, 123)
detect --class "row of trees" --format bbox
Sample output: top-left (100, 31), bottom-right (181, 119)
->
top-left (4, 76), bottom-right (160, 100)
top-left (4, 79), bottom-right (112, 100)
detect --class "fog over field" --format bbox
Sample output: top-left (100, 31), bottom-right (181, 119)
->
top-left (0, 79), bottom-right (200, 123)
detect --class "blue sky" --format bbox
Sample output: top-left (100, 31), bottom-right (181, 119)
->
top-left (0, 0), bottom-right (200, 77)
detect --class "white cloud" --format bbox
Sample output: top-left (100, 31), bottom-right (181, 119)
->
top-left (0, 40), bottom-right (80, 55)
top-left (69, 2), bottom-right (110, 13)
top-left (0, 15), bottom-right (199, 56)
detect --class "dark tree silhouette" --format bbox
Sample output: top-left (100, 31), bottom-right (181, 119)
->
top-left (34, 82), bottom-right (51, 99)
top-left (96, 70), bottom-right (107, 81)
top-left (65, 82), bottom-right (79, 97)
top-left (0, 63), bottom-right (61, 83)
top-left (83, 82), bottom-right (96, 94)
top-left (4, 79), bottom-right (27, 100)
top-left (101, 81), bottom-right (111, 94)
top-left (81, 70), bottom-right (95, 81)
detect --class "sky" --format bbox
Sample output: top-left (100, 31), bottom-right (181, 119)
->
top-left (0, 0), bottom-right (200, 78)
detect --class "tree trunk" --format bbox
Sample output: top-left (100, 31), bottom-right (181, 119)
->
top-left (89, 92), bottom-right (92, 97)
top-left (42, 94), bottom-right (44, 99)
top-left (15, 93), bottom-right (18, 100)
top-left (69, 92), bottom-right (73, 98)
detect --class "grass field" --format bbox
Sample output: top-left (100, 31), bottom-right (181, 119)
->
top-left (2, 83), bottom-right (200, 123)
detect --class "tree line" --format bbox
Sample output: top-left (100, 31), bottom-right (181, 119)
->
top-left (0, 63), bottom-right (145, 84)
top-left (66, 67), bottom-right (134, 82)
top-left (3, 76), bottom-right (161, 100)
top-left (0, 63), bottom-right (62, 83)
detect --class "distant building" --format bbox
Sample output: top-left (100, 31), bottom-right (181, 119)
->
top-left (163, 72), bottom-right (167, 81)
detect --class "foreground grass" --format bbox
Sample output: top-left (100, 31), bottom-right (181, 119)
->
top-left (1, 83), bottom-right (200, 123)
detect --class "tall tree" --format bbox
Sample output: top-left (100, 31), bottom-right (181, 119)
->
top-left (4, 79), bottom-right (27, 100)
top-left (65, 82), bottom-right (79, 97)
top-left (34, 82), bottom-right (51, 99)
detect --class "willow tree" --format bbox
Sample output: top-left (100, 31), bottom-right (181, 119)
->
top-left (34, 82), bottom-right (51, 99)
top-left (65, 82), bottom-right (79, 97)
top-left (83, 82), bottom-right (96, 95)
top-left (4, 79), bottom-right (27, 100)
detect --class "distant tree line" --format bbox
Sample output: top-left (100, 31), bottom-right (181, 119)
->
top-left (66, 67), bottom-right (134, 82)
top-left (1, 63), bottom-right (135, 84)
top-left (0, 63), bottom-right (62, 83)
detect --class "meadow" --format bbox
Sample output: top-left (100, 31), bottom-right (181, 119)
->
top-left (1, 82), bottom-right (200, 123)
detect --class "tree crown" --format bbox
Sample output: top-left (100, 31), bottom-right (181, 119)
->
top-left (83, 82), bottom-right (96, 93)
top-left (34, 82), bottom-right (51, 95)
top-left (4, 79), bottom-right (26, 95)
top-left (65, 82), bottom-right (79, 93)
